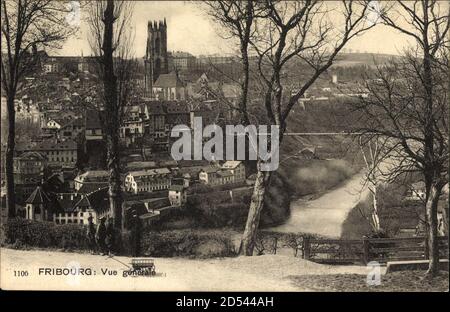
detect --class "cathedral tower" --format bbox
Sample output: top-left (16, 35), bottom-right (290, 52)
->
top-left (144, 19), bottom-right (169, 97)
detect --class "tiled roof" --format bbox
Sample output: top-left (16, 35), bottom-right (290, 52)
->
top-left (126, 161), bottom-right (158, 171)
top-left (178, 160), bottom-right (209, 167)
top-left (170, 185), bottom-right (185, 192)
top-left (139, 211), bottom-right (160, 220)
top-left (72, 196), bottom-right (91, 210)
top-left (144, 101), bottom-right (189, 116)
top-left (217, 170), bottom-right (233, 177)
top-left (153, 72), bottom-right (185, 88)
top-left (73, 187), bottom-right (109, 213)
top-left (77, 182), bottom-right (109, 194)
top-left (145, 197), bottom-right (171, 210)
top-left (55, 193), bottom-right (83, 212)
top-left (17, 139), bottom-right (77, 152)
top-left (132, 168), bottom-right (171, 176)
top-left (39, 139), bottom-right (77, 150)
top-left (62, 116), bottom-right (84, 128)
top-left (200, 165), bottom-right (219, 174)
top-left (147, 102), bottom-right (166, 115)
top-left (158, 160), bottom-right (178, 167)
top-left (25, 186), bottom-right (50, 205)
top-left (16, 151), bottom-right (47, 161)
top-left (178, 166), bottom-right (203, 176)
top-left (85, 110), bottom-right (103, 129)
top-left (125, 202), bottom-right (148, 216)
top-left (300, 147), bottom-right (316, 154)
top-left (166, 102), bottom-right (189, 114)
top-left (128, 168), bottom-right (171, 181)
top-left (76, 170), bottom-right (109, 181)
top-left (221, 161), bottom-right (242, 169)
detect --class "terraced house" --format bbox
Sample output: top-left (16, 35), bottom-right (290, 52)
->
top-left (74, 170), bottom-right (110, 191)
top-left (16, 139), bottom-right (78, 169)
top-left (24, 186), bottom-right (110, 225)
top-left (199, 161), bottom-right (246, 186)
top-left (125, 168), bottom-right (172, 194)
top-left (13, 151), bottom-right (48, 203)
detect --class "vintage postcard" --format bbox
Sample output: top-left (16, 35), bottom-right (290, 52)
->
top-left (1, 0), bottom-right (448, 295)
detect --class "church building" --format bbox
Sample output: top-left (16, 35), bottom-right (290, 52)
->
top-left (144, 19), bottom-right (169, 97)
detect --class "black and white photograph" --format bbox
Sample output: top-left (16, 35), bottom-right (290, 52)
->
top-left (0, 0), bottom-right (448, 294)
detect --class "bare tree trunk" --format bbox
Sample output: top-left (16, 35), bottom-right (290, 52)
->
top-left (102, 0), bottom-right (122, 230)
top-left (239, 165), bottom-right (272, 255)
top-left (5, 95), bottom-right (16, 218)
top-left (441, 206), bottom-right (448, 236)
top-left (371, 187), bottom-right (380, 232)
top-left (425, 182), bottom-right (442, 277)
top-left (107, 133), bottom-right (122, 230)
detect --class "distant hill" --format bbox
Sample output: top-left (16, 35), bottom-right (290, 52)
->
top-left (332, 52), bottom-right (402, 68)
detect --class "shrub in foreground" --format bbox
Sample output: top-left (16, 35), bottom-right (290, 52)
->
top-left (3, 218), bottom-right (88, 250)
top-left (141, 229), bottom-right (236, 258)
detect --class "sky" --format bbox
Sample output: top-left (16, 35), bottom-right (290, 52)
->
top-left (58, 1), bottom-right (413, 58)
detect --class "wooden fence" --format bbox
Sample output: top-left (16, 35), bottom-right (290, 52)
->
top-left (302, 236), bottom-right (449, 265)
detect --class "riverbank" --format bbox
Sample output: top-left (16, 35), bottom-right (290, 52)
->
top-left (267, 171), bottom-right (368, 237)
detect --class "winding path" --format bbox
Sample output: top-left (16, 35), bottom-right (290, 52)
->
top-left (268, 172), bottom-right (369, 237)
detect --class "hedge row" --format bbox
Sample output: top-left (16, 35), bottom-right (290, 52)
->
top-left (185, 172), bottom-right (291, 229)
top-left (2, 218), bottom-right (89, 250)
top-left (2, 219), bottom-right (237, 258)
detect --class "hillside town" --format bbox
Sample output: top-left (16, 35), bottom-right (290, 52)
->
top-left (0, 16), bottom-right (373, 229)
top-left (1, 1), bottom-right (448, 294)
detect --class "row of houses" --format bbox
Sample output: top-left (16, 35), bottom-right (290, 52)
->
top-left (198, 161), bottom-right (246, 186)
top-left (40, 51), bottom-right (237, 75)
top-left (120, 74), bottom-right (239, 149)
top-left (120, 100), bottom-right (190, 149)
top-left (23, 182), bottom-right (187, 226)
top-left (74, 160), bottom-right (246, 195)
top-left (15, 139), bottom-right (78, 168)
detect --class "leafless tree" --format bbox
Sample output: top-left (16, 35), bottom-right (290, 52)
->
top-left (1, 0), bottom-right (76, 218)
top-left (210, 0), bottom-right (376, 256)
top-left (352, 0), bottom-right (449, 277)
top-left (203, 1), bottom-right (268, 125)
top-left (358, 136), bottom-right (390, 232)
top-left (86, 0), bottom-right (137, 230)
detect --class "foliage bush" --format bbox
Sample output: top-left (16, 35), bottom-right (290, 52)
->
top-left (341, 198), bottom-right (374, 239)
top-left (188, 182), bottom-right (247, 195)
top-left (279, 159), bottom-right (356, 197)
top-left (141, 229), bottom-right (236, 258)
top-left (185, 172), bottom-right (291, 229)
top-left (3, 218), bottom-right (88, 251)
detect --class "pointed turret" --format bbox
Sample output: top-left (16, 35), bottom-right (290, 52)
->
top-left (25, 186), bottom-right (50, 205)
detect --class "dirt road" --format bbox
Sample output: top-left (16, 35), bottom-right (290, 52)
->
top-left (268, 172), bottom-right (368, 237)
top-left (1, 248), bottom-right (375, 291)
